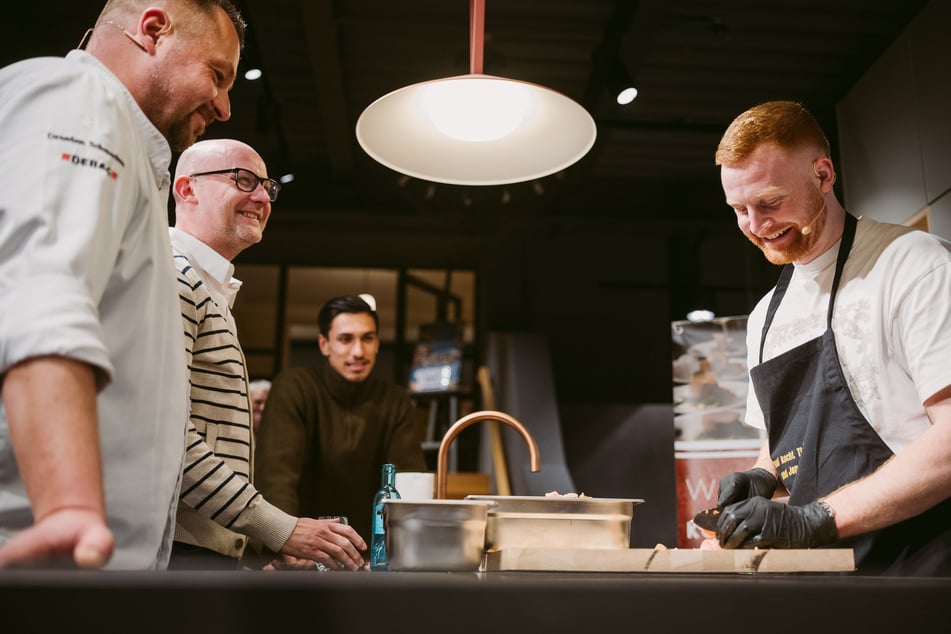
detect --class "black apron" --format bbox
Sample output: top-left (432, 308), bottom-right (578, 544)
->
top-left (751, 213), bottom-right (951, 575)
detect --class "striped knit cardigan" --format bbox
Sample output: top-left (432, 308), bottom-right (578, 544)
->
top-left (172, 251), bottom-right (296, 558)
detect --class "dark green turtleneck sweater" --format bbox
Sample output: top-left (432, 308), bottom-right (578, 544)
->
top-left (254, 360), bottom-right (426, 544)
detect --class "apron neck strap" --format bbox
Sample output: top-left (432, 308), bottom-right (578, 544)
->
top-left (758, 213), bottom-right (858, 365)
top-left (827, 212), bottom-right (858, 325)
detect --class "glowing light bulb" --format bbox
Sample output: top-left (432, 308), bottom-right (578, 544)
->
top-left (418, 78), bottom-right (534, 142)
top-left (616, 86), bottom-right (637, 105)
top-left (686, 309), bottom-right (715, 323)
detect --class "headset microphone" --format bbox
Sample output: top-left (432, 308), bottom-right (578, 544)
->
top-left (800, 200), bottom-right (827, 236)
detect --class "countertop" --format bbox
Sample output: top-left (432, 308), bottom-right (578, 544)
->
top-left (3, 568), bottom-right (949, 633)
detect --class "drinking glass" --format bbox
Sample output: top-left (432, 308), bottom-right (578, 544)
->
top-left (315, 516), bottom-right (349, 571)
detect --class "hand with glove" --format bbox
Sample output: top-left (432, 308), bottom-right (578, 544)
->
top-left (716, 497), bottom-right (839, 549)
top-left (717, 467), bottom-right (778, 508)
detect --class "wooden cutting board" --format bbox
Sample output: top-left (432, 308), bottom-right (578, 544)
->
top-left (483, 547), bottom-right (855, 573)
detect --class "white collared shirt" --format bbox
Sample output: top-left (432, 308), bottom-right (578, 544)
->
top-left (168, 228), bottom-right (243, 333)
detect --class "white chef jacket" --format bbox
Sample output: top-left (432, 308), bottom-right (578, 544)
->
top-left (0, 50), bottom-right (189, 569)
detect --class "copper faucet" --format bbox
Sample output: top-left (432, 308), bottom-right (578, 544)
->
top-left (436, 410), bottom-right (541, 499)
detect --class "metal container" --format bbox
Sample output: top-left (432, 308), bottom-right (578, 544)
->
top-left (466, 495), bottom-right (644, 550)
top-left (384, 499), bottom-right (496, 571)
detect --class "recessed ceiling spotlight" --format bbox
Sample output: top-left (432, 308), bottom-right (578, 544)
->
top-left (616, 86), bottom-right (638, 105)
top-left (244, 68), bottom-right (263, 81)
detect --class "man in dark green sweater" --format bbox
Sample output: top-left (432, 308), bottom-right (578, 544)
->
top-left (255, 295), bottom-right (427, 554)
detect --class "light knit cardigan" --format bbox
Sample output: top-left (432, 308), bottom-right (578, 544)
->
top-left (172, 250), bottom-right (297, 558)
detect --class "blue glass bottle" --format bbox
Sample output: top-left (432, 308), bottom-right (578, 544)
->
top-left (370, 463), bottom-right (400, 571)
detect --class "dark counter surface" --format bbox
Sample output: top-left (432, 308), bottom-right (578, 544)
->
top-left (4, 569), bottom-right (950, 633)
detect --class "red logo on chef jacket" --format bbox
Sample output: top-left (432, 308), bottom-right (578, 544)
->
top-left (60, 152), bottom-right (119, 180)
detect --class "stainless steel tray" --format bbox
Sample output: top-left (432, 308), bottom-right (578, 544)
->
top-left (466, 495), bottom-right (644, 550)
top-left (384, 499), bottom-right (496, 571)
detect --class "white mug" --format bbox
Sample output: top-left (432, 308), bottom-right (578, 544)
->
top-left (395, 471), bottom-right (435, 500)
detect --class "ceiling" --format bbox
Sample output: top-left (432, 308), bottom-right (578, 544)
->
top-left (3, 0), bottom-right (929, 228)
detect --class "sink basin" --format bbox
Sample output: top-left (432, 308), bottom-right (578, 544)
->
top-left (466, 495), bottom-right (644, 550)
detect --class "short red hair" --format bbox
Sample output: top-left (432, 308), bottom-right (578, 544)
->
top-left (715, 101), bottom-right (830, 166)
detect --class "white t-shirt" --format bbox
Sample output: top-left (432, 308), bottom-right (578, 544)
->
top-left (0, 51), bottom-right (189, 569)
top-left (744, 216), bottom-right (951, 455)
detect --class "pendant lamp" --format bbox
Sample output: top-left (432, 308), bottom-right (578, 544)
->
top-left (355, 0), bottom-right (597, 186)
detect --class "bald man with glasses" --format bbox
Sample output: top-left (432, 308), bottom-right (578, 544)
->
top-left (167, 138), bottom-right (367, 571)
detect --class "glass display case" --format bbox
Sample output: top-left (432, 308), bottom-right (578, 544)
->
top-left (671, 316), bottom-right (764, 547)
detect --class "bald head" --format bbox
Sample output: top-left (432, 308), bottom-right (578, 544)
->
top-left (172, 139), bottom-right (273, 260)
top-left (174, 138), bottom-right (258, 178)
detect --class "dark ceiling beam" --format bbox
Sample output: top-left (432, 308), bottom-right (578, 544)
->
top-left (299, 0), bottom-right (355, 178)
top-left (618, 0), bottom-right (667, 82)
top-left (572, 1), bottom-right (667, 184)
top-left (596, 118), bottom-right (726, 134)
top-left (580, 0), bottom-right (666, 109)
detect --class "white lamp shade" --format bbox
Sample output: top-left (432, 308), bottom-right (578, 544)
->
top-left (356, 74), bottom-right (597, 186)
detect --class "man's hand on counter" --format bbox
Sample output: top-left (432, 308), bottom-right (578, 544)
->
top-left (717, 497), bottom-right (839, 549)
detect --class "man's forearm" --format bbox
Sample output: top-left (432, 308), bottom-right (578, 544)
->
top-left (752, 439), bottom-right (775, 474)
top-left (2, 356), bottom-right (106, 521)
top-left (826, 393), bottom-right (951, 539)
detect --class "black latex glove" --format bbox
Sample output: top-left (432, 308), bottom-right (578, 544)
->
top-left (717, 467), bottom-right (777, 508)
top-left (717, 497), bottom-right (839, 549)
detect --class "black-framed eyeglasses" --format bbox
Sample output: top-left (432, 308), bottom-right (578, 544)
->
top-left (189, 167), bottom-right (281, 202)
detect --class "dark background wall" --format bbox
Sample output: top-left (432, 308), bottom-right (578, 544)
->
top-left (247, 177), bottom-right (782, 406)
